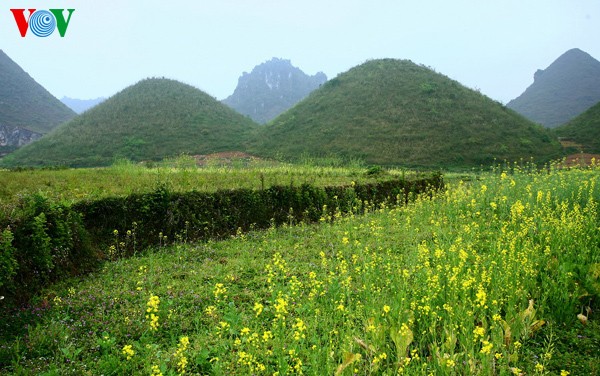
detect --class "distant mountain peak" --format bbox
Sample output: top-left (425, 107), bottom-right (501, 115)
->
top-left (508, 48), bottom-right (600, 127)
top-left (61, 96), bottom-right (106, 114)
top-left (223, 58), bottom-right (327, 124)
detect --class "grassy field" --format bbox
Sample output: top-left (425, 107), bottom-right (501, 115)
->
top-left (0, 158), bottom-right (408, 206)
top-left (1, 162), bottom-right (598, 375)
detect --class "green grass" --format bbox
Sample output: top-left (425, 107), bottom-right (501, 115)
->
top-left (0, 158), bottom-right (410, 206)
top-left (1, 163), bottom-right (598, 375)
top-left (247, 59), bottom-right (562, 168)
top-left (555, 100), bottom-right (600, 153)
top-left (0, 78), bottom-right (259, 168)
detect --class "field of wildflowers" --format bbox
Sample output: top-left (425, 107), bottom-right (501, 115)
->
top-left (1, 162), bottom-right (599, 375)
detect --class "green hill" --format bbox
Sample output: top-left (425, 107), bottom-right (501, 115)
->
top-left (0, 78), bottom-right (258, 168)
top-left (507, 48), bottom-right (600, 128)
top-left (555, 101), bottom-right (600, 153)
top-left (0, 50), bottom-right (75, 133)
top-left (247, 59), bottom-right (562, 168)
top-left (0, 50), bottom-right (76, 154)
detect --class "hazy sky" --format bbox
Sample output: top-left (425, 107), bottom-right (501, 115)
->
top-left (1, 0), bottom-right (599, 103)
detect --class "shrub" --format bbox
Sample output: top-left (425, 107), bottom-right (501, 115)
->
top-left (0, 228), bottom-right (17, 291)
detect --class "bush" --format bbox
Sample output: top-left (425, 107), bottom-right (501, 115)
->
top-left (0, 228), bottom-right (17, 291)
top-left (2, 194), bottom-right (93, 302)
top-left (1, 175), bottom-right (443, 304)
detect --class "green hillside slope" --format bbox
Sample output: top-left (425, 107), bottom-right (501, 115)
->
top-left (248, 59), bottom-right (562, 168)
top-left (0, 50), bottom-right (75, 134)
top-left (555, 101), bottom-right (600, 153)
top-left (0, 78), bottom-right (258, 167)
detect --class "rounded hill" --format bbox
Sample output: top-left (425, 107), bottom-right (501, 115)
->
top-left (0, 78), bottom-right (258, 167)
top-left (555, 101), bottom-right (600, 154)
top-left (247, 59), bottom-right (562, 168)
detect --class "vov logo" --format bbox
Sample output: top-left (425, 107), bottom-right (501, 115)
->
top-left (10, 9), bottom-right (75, 37)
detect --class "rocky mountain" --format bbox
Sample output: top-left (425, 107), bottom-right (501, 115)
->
top-left (0, 78), bottom-right (258, 168)
top-left (61, 96), bottom-right (106, 114)
top-left (248, 59), bottom-right (562, 168)
top-left (0, 50), bottom-right (76, 154)
top-left (507, 48), bottom-right (600, 128)
top-left (223, 58), bottom-right (327, 124)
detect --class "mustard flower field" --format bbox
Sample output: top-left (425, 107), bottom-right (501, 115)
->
top-left (1, 163), bottom-right (599, 375)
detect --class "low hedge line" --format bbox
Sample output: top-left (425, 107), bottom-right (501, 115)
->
top-left (0, 174), bottom-right (443, 303)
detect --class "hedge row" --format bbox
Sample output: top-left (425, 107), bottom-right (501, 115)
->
top-left (0, 174), bottom-right (443, 303)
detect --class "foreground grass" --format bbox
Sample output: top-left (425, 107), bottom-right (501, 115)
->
top-left (1, 165), bottom-right (599, 375)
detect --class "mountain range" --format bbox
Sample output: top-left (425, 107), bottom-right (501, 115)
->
top-left (3, 50), bottom-right (598, 169)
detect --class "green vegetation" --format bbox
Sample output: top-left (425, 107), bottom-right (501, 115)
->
top-left (248, 59), bottom-right (562, 168)
top-left (0, 50), bottom-right (75, 134)
top-left (0, 161), bottom-right (439, 303)
top-left (0, 159), bottom-right (409, 205)
top-left (1, 163), bottom-right (598, 375)
top-left (507, 48), bottom-right (600, 128)
top-left (555, 101), bottom-right (600, 153)
top-left (0, 78), bottom-right (259, 168)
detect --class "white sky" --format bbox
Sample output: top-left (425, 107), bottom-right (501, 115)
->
top-left (1, 0), bottom-right (599, 103)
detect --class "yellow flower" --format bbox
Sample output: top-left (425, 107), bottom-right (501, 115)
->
top-left (179, 336), bottom-right (189, 349)
top-left (475, 287), bottom-right (487, 307)
top-left (561, 371), bottom-right (570, 376)
top-left (535, 363), bottom-right (544, 372)
top-left (446, 359), bottom-right (455, 367)
top-left (241, 327), bottom-right (251, 336)
top-left (473, 326), bottom-right (485, 338)
top-left (151, 365), bottom-right (163, 376)
top-left (147, 295), bottom-right (160, 313)
top-left (148, 313), bottom-right (160, 331)
top-left (480, 340), bottom-right (493, 354)
top-left (253, 302), bottom-right (264, 317)
top-left (293, 318), bottom-right (307, 341)
top-left (514, 341), bottom-right (522, 350)
top-left (122, 344), bottom-right (135, 360)
top-left (213, 283), bottom-right (228, 300)
top-left (262, 331), bottom-right (273, 342)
